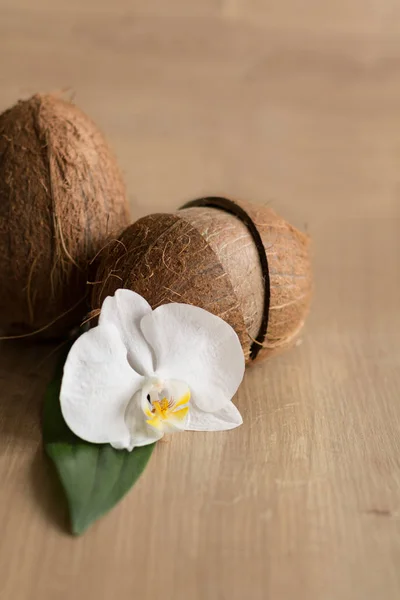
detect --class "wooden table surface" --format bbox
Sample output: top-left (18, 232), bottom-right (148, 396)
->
top-left (1, 1), bottom-right (399, 599)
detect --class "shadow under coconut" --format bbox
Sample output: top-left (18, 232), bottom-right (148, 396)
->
top-left (0, 340), bottom-right (70, 531)
top-left (0, 340), bottom-right (62, 447)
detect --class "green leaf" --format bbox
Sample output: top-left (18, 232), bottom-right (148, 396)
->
top-left (42, 345), bottom-right (155, 535)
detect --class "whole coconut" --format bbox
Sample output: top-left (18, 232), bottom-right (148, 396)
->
top-left (91, 197), bottom-right (312, 365)
top-left (0, 94), bottom-right (130, 337)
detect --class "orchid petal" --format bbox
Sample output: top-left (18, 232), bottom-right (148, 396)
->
top-left (186, 401), bottom-right (243, 431)
top-left (60, 323), bottom-right (142, 448)
top-left (140, 303), bottom-right (245, 412)
top-left (99, 289), bottom-right (154, 376)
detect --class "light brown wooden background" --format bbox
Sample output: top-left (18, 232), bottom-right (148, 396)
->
top-left (1, 1), bottom-right (399, 599)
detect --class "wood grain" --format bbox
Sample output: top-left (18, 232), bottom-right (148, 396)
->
top-left (0, 1), bottom-right (400, 599)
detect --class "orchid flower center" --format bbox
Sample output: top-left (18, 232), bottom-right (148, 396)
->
top-left (144, 380), bottom-right (191, 431)
top-left (125, 379), bottom-right (191, 436)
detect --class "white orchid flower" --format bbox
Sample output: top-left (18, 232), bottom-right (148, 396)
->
top-left (60, 290), bottom-right (245, 451)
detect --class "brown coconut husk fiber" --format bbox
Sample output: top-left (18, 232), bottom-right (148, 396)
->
top-left (0, 93), bottom-right (130, 338)
top-left (91, 197), bottom-right (312, 365)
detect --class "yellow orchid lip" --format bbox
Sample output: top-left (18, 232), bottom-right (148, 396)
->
top-left (145, 390), bottom-right (190, 431)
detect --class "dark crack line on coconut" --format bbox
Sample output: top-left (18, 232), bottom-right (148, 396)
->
top-left (180, 197), bottom-right (271, 361)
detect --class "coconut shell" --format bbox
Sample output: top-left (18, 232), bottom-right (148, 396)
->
top-left (0, 93), bottom-right (130, 338)
top-left (91, 198), bottom-right (312, 365)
